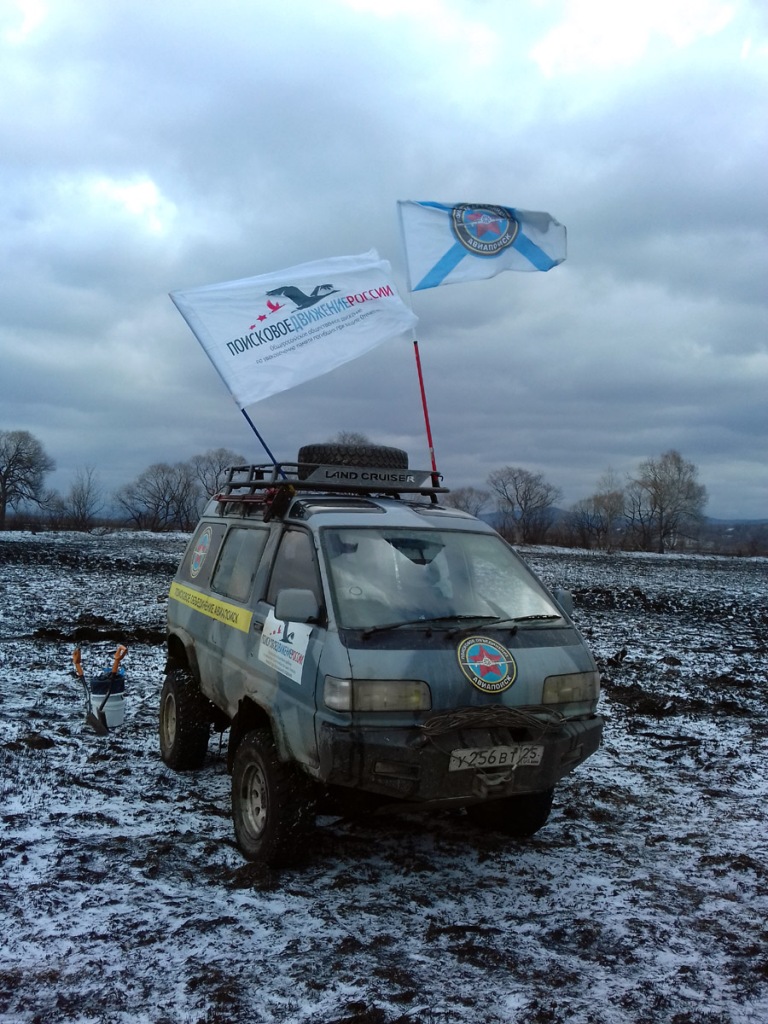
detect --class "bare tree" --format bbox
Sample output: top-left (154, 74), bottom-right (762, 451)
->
top-left (189, 448), bottom-right (246, 497)
top-left (628, 450), bottom-right (707, 553)
top-left (115, 462), bottom-right (201, 531)
top-left (0, 430), bottom-right (55, 530)
top-left (443, 486), bottom-right (490, 517)
top-left (568, 498), bottom-right (604, 549)
top-left (487, 466), bottom-right (562, 544)
top-left (42, 491), bottom-right (68, 531)
top-left (624, 477), bottom-right (655, 552)
top-left (65, 466), bottom-right (104, 532)
top-left (569, 468), bottom-right (626, 550)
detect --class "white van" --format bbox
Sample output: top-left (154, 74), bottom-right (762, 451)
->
top-left (160, 444), bottom-right (603, 864)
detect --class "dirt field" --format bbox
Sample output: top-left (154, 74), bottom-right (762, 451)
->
top-left (1, 533), bottom-right (766, 1024)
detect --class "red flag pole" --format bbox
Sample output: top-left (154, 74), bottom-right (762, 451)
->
top-left (412, 340), bottom-right (438, 478)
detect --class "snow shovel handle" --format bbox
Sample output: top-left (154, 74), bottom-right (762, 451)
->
top-left (72, 648), bottom-right (84, 678)
top-left (111, 644), bottom-right (128, 675)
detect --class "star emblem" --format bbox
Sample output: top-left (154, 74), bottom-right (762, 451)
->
top-left (469, 644), bottom-right (505, 678)
top-left (466, 211), bottom-right (503, 239)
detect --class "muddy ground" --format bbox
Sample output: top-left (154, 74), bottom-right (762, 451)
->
top-left (1, 534), bottom-right (766, 1024)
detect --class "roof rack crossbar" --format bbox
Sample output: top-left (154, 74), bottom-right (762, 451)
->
top-left (213, 462), bottom-right (447, 502)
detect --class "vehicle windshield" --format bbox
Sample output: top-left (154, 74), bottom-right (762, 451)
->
top-left (321, 527), bottom-right (562, 630)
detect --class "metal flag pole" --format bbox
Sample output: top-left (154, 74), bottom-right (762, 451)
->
top-left (412, 339), bottom-right (439, 481)
top-left (240, 408), bottom-right (287, 479)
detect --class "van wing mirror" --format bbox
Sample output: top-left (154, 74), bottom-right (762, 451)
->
top-left (553, 587), bottom-right (574, 616)
top-left (274, 588), bottom-right (320, 624)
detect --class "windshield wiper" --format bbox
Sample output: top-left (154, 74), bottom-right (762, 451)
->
top-left (511, 614), bottom-right (562, 624)
top-left (445, 615), bottom-right (520, 638)
top-left (362, 613), bottom-right (503, 638)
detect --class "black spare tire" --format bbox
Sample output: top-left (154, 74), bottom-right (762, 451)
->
top-left (297, 443), bottom-right (408, 480)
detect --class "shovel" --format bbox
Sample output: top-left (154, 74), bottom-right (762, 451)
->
top-left (72, 644), bottom-right (128, 735)
top-left (72, 646), bottom-right (108, 736)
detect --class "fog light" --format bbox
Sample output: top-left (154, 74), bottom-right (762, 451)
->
top-left (542, 671), bottom-right (600, 704)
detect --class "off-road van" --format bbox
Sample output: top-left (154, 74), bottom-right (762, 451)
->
top-left (160, 443), bottom-right (603, 864)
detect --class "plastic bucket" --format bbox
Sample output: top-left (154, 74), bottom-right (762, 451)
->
top-left (90, 692), bottom-right (125, 728)
top-left (90, 668), bottom-right (126, 729)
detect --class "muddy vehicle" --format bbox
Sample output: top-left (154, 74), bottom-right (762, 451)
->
top-left (160, 444), bottom-right (603, 864)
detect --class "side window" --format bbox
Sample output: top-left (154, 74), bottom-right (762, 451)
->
top-left (267, 530), bottom-right (322, 606)
top-left (211, 527), bottom-right (269, 603)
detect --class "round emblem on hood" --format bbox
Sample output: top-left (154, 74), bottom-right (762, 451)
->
top-left (457, 636), bottom-right (517, 693)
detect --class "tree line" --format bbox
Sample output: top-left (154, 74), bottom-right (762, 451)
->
top-left (446, 450), bottom-right (712, 554)
top-left (1, 429), bottom-right (765, 555)
top-left (0, 430), bottom-right (244, 533)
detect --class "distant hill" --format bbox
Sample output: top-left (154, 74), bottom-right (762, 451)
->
top-left (704, 517), bottom-right (768, 527)
top-left (476, 509), bottom-right (767, 529)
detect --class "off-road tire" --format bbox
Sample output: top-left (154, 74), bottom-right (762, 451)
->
top-left (296, 443), bottom-right (408, 480)
top-left (159, 667), bottom-right (211, 772)
top-left (231, 728), bottom-right (316, 865)
top-left (466, 787), bottom-right (555, 838)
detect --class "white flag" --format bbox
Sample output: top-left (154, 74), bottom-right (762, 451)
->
top-left (397, 201), bottom-right (566, 292)
top-left (170, 250), bottom-right (417, 408)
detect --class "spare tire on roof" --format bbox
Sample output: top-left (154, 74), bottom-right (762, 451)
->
top-left (297, 443), bottom-right (408, 480)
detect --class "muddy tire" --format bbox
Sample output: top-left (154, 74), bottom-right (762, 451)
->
top-left (466, 788), bottom-right (555, 838)
top-left (159, 667), bottom-right (211, 771)
top-left (297, 443), bottom-right (408, 480)
top-left (231, 728), bottom-right (316, 865)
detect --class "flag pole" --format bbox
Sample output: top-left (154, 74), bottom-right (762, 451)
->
top-left (412, 339), bottom-right (438, 479)
top-left (240, 408), bottom-right (287, 479)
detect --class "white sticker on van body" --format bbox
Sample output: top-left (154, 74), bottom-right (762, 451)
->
top-left (258, 611), bottom-right (312, 684)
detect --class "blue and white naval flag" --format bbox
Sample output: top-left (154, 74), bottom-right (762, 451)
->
top-left (397, 201), bottom-right (567, 292)
top-left (170, 250), bottom-right (417, 408)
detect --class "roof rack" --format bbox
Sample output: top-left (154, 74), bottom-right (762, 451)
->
top-left (212, 462), bottom-right (448, 509)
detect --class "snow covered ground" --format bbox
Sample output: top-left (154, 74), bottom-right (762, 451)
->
top-left (1, 533), bottom-right (766, 1024)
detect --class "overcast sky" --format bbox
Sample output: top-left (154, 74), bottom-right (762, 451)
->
top-left (2, 0), bottom-right (766, 520)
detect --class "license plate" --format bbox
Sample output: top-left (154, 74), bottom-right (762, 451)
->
top-left (448, 744), bottom-right (544, 772)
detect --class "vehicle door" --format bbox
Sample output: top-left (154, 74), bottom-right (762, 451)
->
top-left (203, 524), bottom-right (271, 710)
top-left (168, 521), bottom-right (228, 694)
top-left (248, 526), bottom-right (327, 769)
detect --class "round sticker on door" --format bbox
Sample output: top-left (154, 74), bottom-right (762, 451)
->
top-left (190, 527), bottom-right (212, 578)
top-left (457, 636), bottom-right (517, 693)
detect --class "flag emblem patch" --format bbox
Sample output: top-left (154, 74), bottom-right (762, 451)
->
top-left (451, 205), bottom-right (520, 258)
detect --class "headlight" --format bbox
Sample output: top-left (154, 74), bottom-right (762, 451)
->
top-left (324, 676), bottom-right (431, 712)
top-left (542, 671), bottom-right (600, 704)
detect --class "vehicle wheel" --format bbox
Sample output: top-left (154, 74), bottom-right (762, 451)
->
top-left (466, 788), bottom-right (555, 838)
top-left (297, 443), bottom-right (408, 479)
top-left (231, 729), bottom-right (316, 865)
top-left (159, 667), bottom-right (211, 771)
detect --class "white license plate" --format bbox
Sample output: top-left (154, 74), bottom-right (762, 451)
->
top-left (448, 744), bottom-right (544, 772)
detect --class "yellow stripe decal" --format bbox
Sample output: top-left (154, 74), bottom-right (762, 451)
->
top-left (169, 582), bottom-right (253, 633)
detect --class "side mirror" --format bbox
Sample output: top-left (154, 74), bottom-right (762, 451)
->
top-left (274, 588), bottom-right (320, 624)
top-left (553, 587), bottom-right (574, 616)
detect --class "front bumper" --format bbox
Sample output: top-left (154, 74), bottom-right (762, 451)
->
top-left (316, 709), bottom-right (604, 807)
